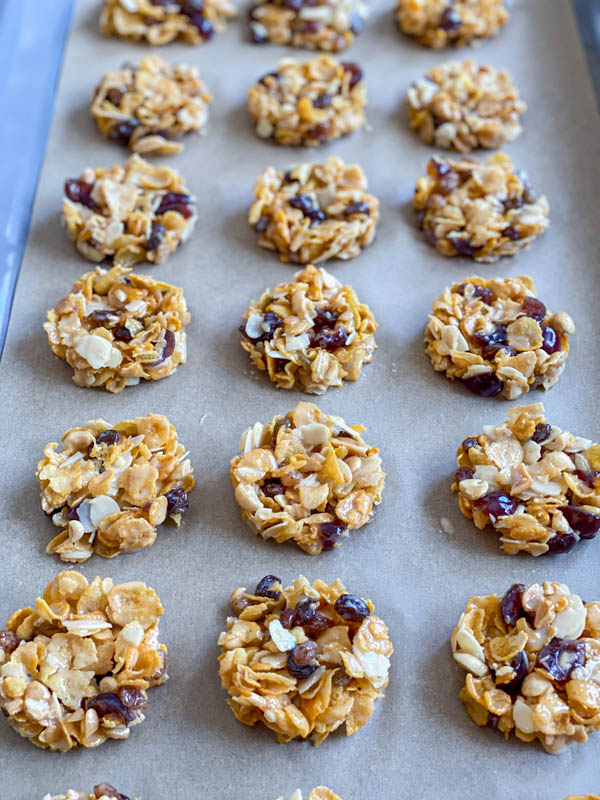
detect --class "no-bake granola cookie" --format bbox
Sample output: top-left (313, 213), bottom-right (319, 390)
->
top-left (91, 55), bottom-right (212, 155)
top-left (414, 153), bottom-right (549, 262)
top-left (250, 157), bottom-right (379, 264)
top-left (248, 56), bottom-right (366, 147)
top-left (407, 59), bottom-right (526, 152)
top-left (219, 574), bottom-right (392, 744)
top-left (100, 0), bottom-right (235, 45)
top-left (425, 276), bottom-right (575, 400)
top-left (63, 154), bottom-right (197, 266)
top-left (44, 266), bottom-right (189, 393)
top-left (0, 570), bottom-right (167, 751)
top-left (249, 0), bottom-right (367, 50)
top-left (277, 791), bottom-right (342, 800)
top-left (45, 786), bottom-right (136, 800)
top-left (240, 265), bottom-right (377, 394)
top-left (230, 402), bottom-right (385, 554)
top-left (452, 581), bottom-right (600, 754)
top-left (396, 0), bottom-right (508, 48)
top-left (453, 403), bottom-right (600, 556)
top-left (37, 414), bottom-right (194, 562)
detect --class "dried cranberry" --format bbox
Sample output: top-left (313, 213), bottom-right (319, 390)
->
top-left (319, 520), bottom-right (347, 551)
top-left (334, 594), bottom-right (369, 622)
top-left (345, 201), bottom-right (370, 216)
top-left (165, 487), bottom-right (189, 516)
top-left (190, 13), bottom-right (214, 37)
top-left (312, 308), bottom-right (338, 330)
top-left (64, 179), bottom-right (98, 210)
top-left (473, 326), bottom-right (509, 359)
top-left (461, 437), bottom-right (479, 453)
top-left (254, 215), bottom-right (270, 233)
top-left (280, 608), bottom-right (296, 629)
top-left (293, 599), bottom-right (332, 638)
top-left (546, 532), bottom-right (579, 554)
top-left (84, 693), bottom-right (132, 725)
top-left (519, 296), bottom-right (547, 322)
top-left (486, 713), bottom-right (500, 731)
top-left (66, 505), bottom-right (80, 522)
top-left (471, 285), bottom-right (493, 304)
top-left (439, 7), bottom-right (461, 30)
top-left (261, 480), bottom-right (283, 499)
top-left (502, 196), bottom-right (524, 212)
top-left (146, 221), bottom-right (166, 251)
top-left (430, 157), bottom-right (451, 178)
top-left (499, 650), bottom-right (529, 695)
top-left (97, 429), bottom-right (120, 446)
top-left (116, 685), bottom-right (148, 710)
top-left (537, 637), bottom-right (585, 682)
top-left (114, 326), bottom-right (133, 343)
top-left (541, 325), bottom-right (561, 354)
top-left (455, 467), bottom-right (474, 483)
top-left (451, 238), bottom-right (476, 258)
top-left (148, 329), bottom-right (176, 367)
top-left (106, 88), bottom-right (125, 107)
top-left (287, 641), bottom-right (318, 679)
top-left (531, 422), bottom-right (552, 443)
top-left (502, 226), bottom-right (520, 241)
top-left (500, 583), bottom-right (525, 627)
top-left (575, 469), bottom-right (600, 488)
top-left (307, 122), bottom-right (332, 142)
top-left (156, 192), bottom-right (195, 219)
top-left (295, 18), bottom-right (319, 33)
top-left (87, 309), bottom-right (118, 327)
top-left (254, 575), bottom-right (281, 599)
top-left (240, 310), bottom-right (281, 343)
top-left (313, 93), bottom-right (332, 109)
top-left (341, 62), bottom-right (363, 89)
top-left (463, 373), bottom-right (504, 397)
top-left (311, 326), bottom-right (349, 351)
top-left (473, 491), bottom-right (518, 520)
top-left (111, 120), bottom-right (138, 145)
top-left (0, 630), bottom-right (21, 655)
top-left (562, 506), bottom-right (600, 539)
top-left (93, 784), bottom-right (130, 800)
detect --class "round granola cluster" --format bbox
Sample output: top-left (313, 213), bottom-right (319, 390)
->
top-left (0, 570), bottom-right (168, 751)
top-left (396, 0), bottom-right (508, 49)
top-left (44, 786), bottom-right (136, 800)
top-left (249, 0), bottom-right (368, 51)
top-left (452, 581), bottom-right (600, 754)
top-left (406, 59), bottom-right (526, 152)
top-left (276, 791), bottom-right (342, 800)
top-left (453, 403), bottom-right (600, 556)
top-left (91, 55), bottom-right (212, 155)
top-left (414, 153), bottom-right (550, 262)
top-left (100, 0), bottom-right (236, 45)
top-left (240, 265), bottom-right (377, 394)
top-left (425, 276), bottom-right (575, 400)
top-left (37, 413), bottom-right (194, 562)
top-left (44, 266), bottom-right (190, 393)
top-left (248, 56), bottom-right (366, 147)
top-left (230, 402), bottom-right (385, 554)
top-left (218, 575), bottom-right (393, 744)
top-left (62, 154), bottom-right (197, 267)
top-left (249, 156), bottom-right (379, 264)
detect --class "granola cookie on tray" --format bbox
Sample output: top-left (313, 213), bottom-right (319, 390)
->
top-left (452, 581), bottom-right (600, 754)
top-left (414, 153), bottom-right (549, 262)
top-left (44, 266), bottom-right (190, 393)
top-left (248, 56), bottom-right (366, 147)
top-left (100, 0), bottom-right (236, 45)
top-left (230, 402), bottom-right (385, 554)
top-left (218, 574), bottom-right (392, 744)
top-left (240, 265), bottom-right (377, 394)
top-left (37, 414), bottom-right (194, 562)
top-left (63, 154), bottom-right (196, 266)
top-left (0, 570), bottom-right (168, 751)
top-left (407, 59), bottom-right (526, 152)
top-left (277, 791), bottom-right (342, 800)
top-left (44, 786), bottom-right (137, 800)
top-left (425, 276), bottom-right (574, 400)
top-left (91, 55), bottom-right (212, 156)
top-left (453, 403), bottom-right (600, 556)
top-left (249, 0), bottom-right (367, 50)
top-left (396, 0), bottom-right (508, 49)
top-left (250, 156), bottom-right (378, 264)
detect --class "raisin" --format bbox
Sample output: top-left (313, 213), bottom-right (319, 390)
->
top-left (146, 221), bottom-right (166, 251)
top-left (471, 285), bottom-right (494, 304)
top-left (87, 310), bottom-right (118, 327)
top-left (498, 650), bottom-right (529, 695)
top-left (451, 238), bottom-right (476, 258)
top-left (66, 505), bottom-right (80, 522)
top-left (0, 630), bottom-right (21, 655)
top-left (461, 437), bottom-right (479, 453)
top-left (239, 311), bottom-right (281, 343)
top-left (313, 93), bottom-right (332, 109)
top-left (502, 196), bottom-right (524, 212)
top-left (289, 193), bottom-right (326, 225)
top-left (261, 480), bottom-right (284, 499)
top-left (541, 325), bottom-right (561, 354)
top-left (93, 784), bottom-right (130, 800)
top-left (110, 121), bottom-right (138, 145)
top-left (259, 72), bottom-right (280, 86)
top-left (165, 487), bottom-right (189, 516)
top-left (537, 638), bottom-right (585, 682)
top-left (156, 192), bottom-right (195, 218)
top-left (502, 226), bottom-right (520, 241)
top-left (473, 491), bottom-right (518, 520)
top-left (438, 171), bottom-right (459, 194)
top-left (312, 308), bottom-right (338, 330)
top-left (341, 62), bottom-right (363, 89)
top-left (254, 575), bottom-right (281, 599)
top-left (284, 0), bottom-right (304, 10)
top-left (287, 642), bottom-right (318, 679)
top-left (319, 520), bottom-right (347, 551)
top-left (334, 594), bottom-right (369, 622)
top-left (439, 7), bottom-right (461, 30)
top-left (293, 599), bottom-right (332, 638)
top-left (311, 326), bottom-right (349, 351)
top-left (116, 685), bottom-right (147, 710)
top-left (106, 88), bottom-right (125, 107)
top-left (531, 422), bottom-right (551, 443)
top-left (64, 179), bottom-right (98, 210)
top-left (463, 373), bottom-right (504, 397)
top-left (455, 467), bottom-right (474, 483)
top-left (84, 693), bottom-right (132, 725)
top-left (96, 429), bottom-right (120, 446)
top-left (344, 201), bottom-right (370, 216)
top-left (114, 326), bottom-right (133, 343)
top-left (473, 326), bottom-right (509, 359)
top-left (254, 215), bottom-right (270, 233)
top-left (546, 532), bottom-right (579, 554)
top-left (279, 608), bottom-right (296, 629)
top-left (500, 583), bottom-right (525, 627)
top-left (149, 329), bottom-right (176, 366)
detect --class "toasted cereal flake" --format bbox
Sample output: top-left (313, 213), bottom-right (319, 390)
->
top-left (219, 575), bottom-right (392, 744)
top-left (275, 791), bottom-right (343, 800)
top-left (396, 0), bottom-right (508, 49)
top-left (45, 786), bottom-right (138, 800)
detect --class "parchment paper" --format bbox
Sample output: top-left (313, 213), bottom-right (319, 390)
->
top-left (1, 1), bottom-right (599, 797)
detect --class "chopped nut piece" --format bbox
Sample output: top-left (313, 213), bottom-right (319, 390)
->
top-left (63, 154), bottom-right (196, 266)
top-left (91, 55), bottom-right (212, 155)
top-left (100, 0), bottom-right (236, 45)
top-left (397, 0), bottom-right (508, 48)
top-left (219, 575), bottom-right (392, 744)
top-left (425, 276), bottom-right (574, 400)
top-left (230, 402), bottom-right (385, 554)
top-left (407, 59), bottom-right (526, 152)
top-left (240, 264), bottom-right (377, 393)
top-left (1, 571), bottom-right (167, 751)
top-left (37, 414), bottom-right (194, 561)
top-left (248, 56), bottom-right (366, 147)
top-left (453, 403), bottom-right (600, 556)
top-left (452, 581), bottom-right (600, 754)
top-left (44, 266), bottom-right (190, 392)
top-left (414, 153), bottom-right (549, 262)
top-left (250, 156), bottom-right (379, 264)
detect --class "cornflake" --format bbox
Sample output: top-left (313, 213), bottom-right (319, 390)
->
top-left (414, 153), bottom-right (549, 262)
top-left (407, 59), bottom-right (526, 152)
top-left (250, 156), bottom-right (379, 264)
top-left (91, 55), bottom-right (212, 155)
top-left (100, 0), bottom-right (236, 45)
top-left (396, 0), bottom-right (508, 49)
top-left (452, 581), bottom-right (600, 754)
top-left (63, 154), bottom-right (196, 267)
top-left (248, 56), bottom-right (366, 147)
top-left (219, 575), bottom-right (392, 744)
top-left (44, 785), bottom-right (137, 800)
top-left (45, 266), bottom-right (190, 393)
top-left (37, 413), bottom-right (194, 562)
top-left (240, 264), bottom-right (377, 394)
top-left (453, 402), bottom-right (600, 556)
top-left (230, 402), bottom-right (385, 554)
top-left (425, 275), bottom-right (574, 400)
top-left (276, 790), bottom-right (342, 800)
top-left (0, 571), bottom-right (167, 751)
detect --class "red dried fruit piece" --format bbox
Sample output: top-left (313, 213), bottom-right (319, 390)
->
top-left (537, 638), bottom-right (585, 682)
top-left (473, 491), bottom-right (518, 520)
top-left (334, 594), bottom-right (369, 622)
top-left (500, 583), bottom-right (525, 627)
